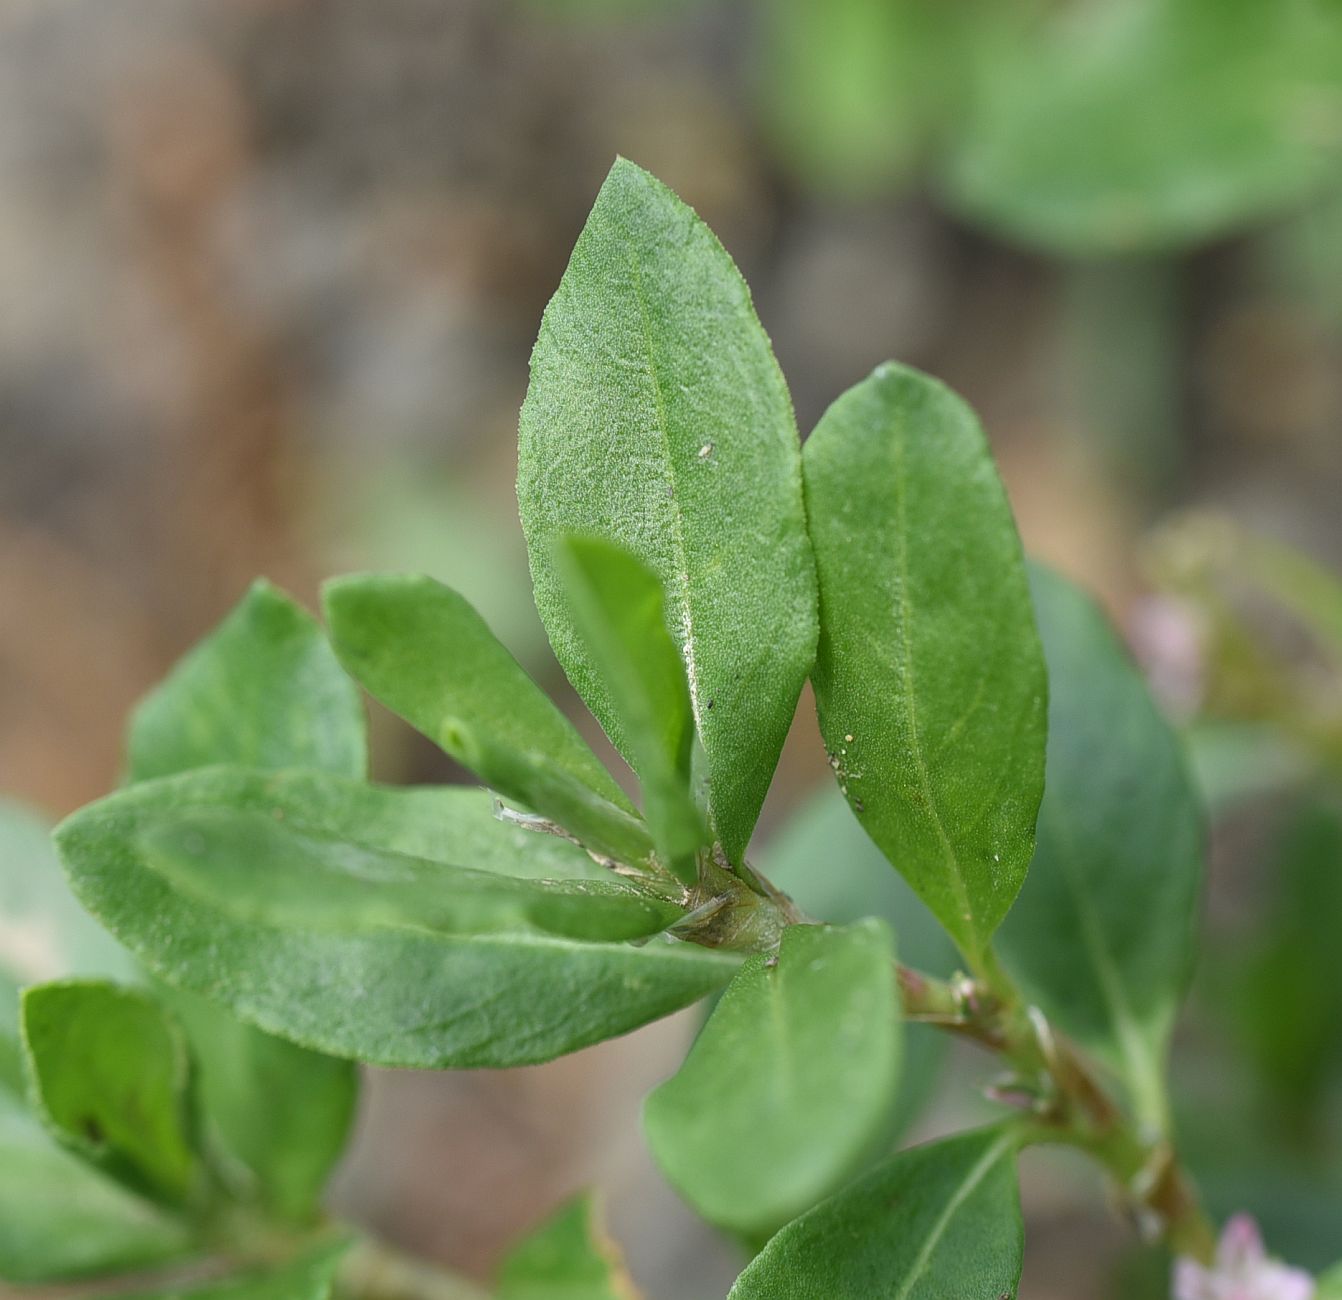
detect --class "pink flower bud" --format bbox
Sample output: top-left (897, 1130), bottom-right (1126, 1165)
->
top-left (1173, 1215), bottom-right (1315, 1300)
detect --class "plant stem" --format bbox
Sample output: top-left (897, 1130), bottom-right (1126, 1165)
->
top-left (897, 956), bottom-right (1217, 1264)
top-left (680, 861), bottom-right (1219, 1262)
top-left (336, 1239), bottom-right (490, 1300)
top-left (1062, 1121), bottom-right (1217, 1262)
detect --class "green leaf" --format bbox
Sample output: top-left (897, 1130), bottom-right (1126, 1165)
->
top-left (1184, 720), bottom-right (1309, 812)
top-left (762, 784), bottom-right (956, 1142)
top-left (178, 776), bottom-right (605, 884)
top-left (138, 807), bottom-right (683, 942)
top-left (21, 980), bottom-right (199, 1204)
top-left (755, 0), bottom-right (939, 196)
top-left (127, 579), bottom-right (366, 783)
top-left (728, 1127), bottom-right (1023, 1299)
top-left (324, 573), bottom-right (651, 867)
top-left (157, 985), bottom-right (356, 1224)
top-left (1173, 1080), bottom-right (1342, 1270)
top-left (0, 805), bottom-right (188, 1283)
top-left (762, 788), bottom-right (955, 977)
top-left (0, 1101), bottom-right (190, 1283)
top-left (644, 919), bottom-right (900, 1236)
top-left (0, 794), bottom-right (133, 1098)
top-left (552, 536), bottom-right (706, 877)
top-left (803, 363), bottom-right (1046, 963)
top-left (940, 0), bottom-right (1342, 255)
top-left (123, 579), bottom-right (364, 1224)
top-left (997, 566), bottom-right (1203, 1132)
top-left (1229, 796), bottom-right (1342, 1120)
top-left (518, 157), bottom-right (817, 864)
top-left (497, 1194), bottom-right (638, 1300)
top-left (56, 767), bottom-right (741, 1068)
top-left (121, 1239), bottom-right (350, 1299)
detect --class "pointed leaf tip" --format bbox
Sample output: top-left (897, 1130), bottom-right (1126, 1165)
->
top-left (519, 163), bottom-right (817, 864)
top-left (804, 363), bottom-right (1046, 962)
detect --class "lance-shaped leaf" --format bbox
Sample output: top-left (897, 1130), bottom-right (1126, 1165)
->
top-left (0, 806), bottom-right (191, 1282)
top-left (518, 158), bottom-right (818, 864)
top-left (0, 1097), bottom-right (190, 1283)
top-left (497, 1194), bottom-right (639, 1300)
top-left (803, 363), bottom-right (1047, 963)
top-left (120, 1238), bottom-right (351, 1299)
top-left (55, 767), bottom-right (740, 1069)
top-left (156, 986), bottom-right (357, 1226)
top-left (123, 589), bottom-right (363, 1222)
top-left (940, 0), bottom-right (1342, 256)
top-left (324, 574), bottom-right (651, 866)
top-left (553, 536), bottom-right (706, 879)
top-left (998, 566), bottom-right (1202, 1132)
top-left (756, 0), bottom-right (938, 196)
top-left (21, 981), bottom-right (199, 1204)
top-left (138, 807), bottom-right (682, 943)
top-left (728, 1127), bottom-right (1023, 1299)
top-left (1232, 798), bottom-right (1342, 1120)
top-left (0, 1003), bottom-right (190, 1277)
top-left (347, 784), bottom-right (612, 883)
top-left (644, 919), bottom-right (900, 1237)
top-left (128, 580), bottom-right (366, 783)
top-left (763, 785), bottom-right (956, 1144)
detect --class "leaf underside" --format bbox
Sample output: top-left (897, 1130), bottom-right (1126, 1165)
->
top-left (324, 573), bottom-right (651, 866)
top-left (998, 565), bottom-right (1203, 1128)
top-left (56, 768), bottom-right (739, 1069)
top-left (552, 535), bottom-right (706, 874)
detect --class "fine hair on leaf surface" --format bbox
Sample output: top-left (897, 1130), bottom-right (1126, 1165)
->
top-left (518, 157), bottom-right (818, 866)
top-left (804, 362), bottom-right (1047, 966)
top-left (15, 153), bottom-right (1278, 1294)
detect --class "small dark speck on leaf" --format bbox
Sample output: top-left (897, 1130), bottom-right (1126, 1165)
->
top-left (81, 1116), bottom-right (104, 1143)
top-left (706, 699), bottom-right (714, 709)
top-left (853, 798), bottom-right (865, 813)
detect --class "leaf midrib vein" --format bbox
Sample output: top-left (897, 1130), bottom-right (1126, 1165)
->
top-left (891, 424), bottom-right (978, 951)
top-left (890, 1130), bottom-right (1015, 1300)
top-left (623, 245), bottom-right (704, 732)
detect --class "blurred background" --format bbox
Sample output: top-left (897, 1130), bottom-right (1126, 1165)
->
top-left (1, 0), bottom-right (1340, 1294)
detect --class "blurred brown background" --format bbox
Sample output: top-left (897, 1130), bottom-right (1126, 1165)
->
top-left (2, 1), bottom-right (1339, 1296)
